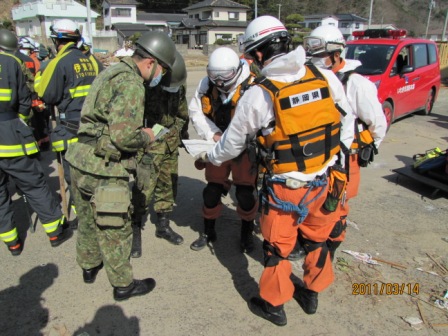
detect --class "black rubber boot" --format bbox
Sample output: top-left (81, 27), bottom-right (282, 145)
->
top-left (49, 219), bottom-right (73, 247)
top-left (190, 218), bottom-right (217, 251)
top-left (131, 222), bottom-right (142, 258)
top-left (248, 297), bottom-right (287, 326)
top-left (155, 213), bottom-right (183, 245)
top-left (240, 220), bottom-right (254, 253)
top-left (8, 239), bottom-right (23, 256)
top-left (293, 284), bottom-right (319, 315)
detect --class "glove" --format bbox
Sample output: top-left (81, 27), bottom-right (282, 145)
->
top-left (195, 151), bottom-right (209, 163)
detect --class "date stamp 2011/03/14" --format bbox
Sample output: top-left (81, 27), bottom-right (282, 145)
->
top-left (352, 283), bottom-right (420, 295)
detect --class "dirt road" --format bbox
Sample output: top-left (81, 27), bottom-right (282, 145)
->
top-left (1, 67), bottom-right (447, 336)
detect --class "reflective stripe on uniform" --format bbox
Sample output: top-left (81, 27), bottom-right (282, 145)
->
top-left (34, 73), bottom-right (42, 91)
top-left (42, 216), bottom-right (63, 234)
top-left (0, 227), bottom-right (18, 242)
top-left (69, 85), bottom-right (91, 98)
top-left (51, 137), bottom-right (78, 152)
top-left (0, 142), bottom-right (39, 157)
top-left (0, 88), bottom-right (12, 101)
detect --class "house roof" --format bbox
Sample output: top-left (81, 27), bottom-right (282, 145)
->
top-left (104, 0), bottom-right (139, 5)
top-left (183, 0), bottom-right (250, 11)
top-left (111, 23), bottom-right (150, 38)
top-left (304, 13), bottom-right (367, 22)
top-left (176, 18), bottom-right (247, 29)
top-left (137, 12), bottom-right (187, 23)
top-left (368, 24), bottom-right (398, 30)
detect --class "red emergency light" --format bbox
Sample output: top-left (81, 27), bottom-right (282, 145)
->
top-left (352, 29), bottom-right (407, 39)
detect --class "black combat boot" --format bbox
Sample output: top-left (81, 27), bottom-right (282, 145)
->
top-left (155, 213), bottom-right (183, 245)
top-left (240, 219), bottom-right (254, 253)
top-left (248, 297), bottom-right (287, 326)
top-left (131, 221), bottom-right (142, 258)
top-left (83, 263), bottom-right (103, 284)
top-left (113, 278), bottom-right (156, 301)
top-left (190, 218), bottom-right (217, 251)
top-left (293, 284), bottom-right (319, 314)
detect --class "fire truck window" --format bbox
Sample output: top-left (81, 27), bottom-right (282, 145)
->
top-left (413, 44), bottom-right (428, 69)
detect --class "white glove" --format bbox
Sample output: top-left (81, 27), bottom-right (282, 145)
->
top-left (195, 151), bottom-right (209, 163)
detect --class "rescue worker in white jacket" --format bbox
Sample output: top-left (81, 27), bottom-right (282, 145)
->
top-left (305, 25), bottom-right (387, 261)
top-left (189, 47), bottom-right (259, 253)
top-left (197, 16), bottom-right (355, 325)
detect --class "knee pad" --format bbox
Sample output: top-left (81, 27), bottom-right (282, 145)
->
top-left (235, 185), bottom-right (256, 211)
top-left (262, 240), bottom-right (284, 267)
top-left (203, 182), bottom-right (224, 208)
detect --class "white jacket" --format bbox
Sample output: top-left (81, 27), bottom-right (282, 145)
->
top-left (340, 59), bottom-right (387, 148)
top-left (208, 46), bottom-right (355, 182)
top-left (188, 60), bottom-right (252, 141)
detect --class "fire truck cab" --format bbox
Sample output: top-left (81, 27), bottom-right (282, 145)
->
top-left (344, 29), bottom-right (441, 129)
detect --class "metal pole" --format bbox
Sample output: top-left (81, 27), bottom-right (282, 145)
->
top-left (425, 0), bottom-right (435, 39)
top-left (368, 0), bottom-right (374, 28)
top-left (255, 0), bottom-right (257, 18)
top-left (277, 4), bottom-right (282, 21)
top-left (86, 0), bottom-right (94, 50)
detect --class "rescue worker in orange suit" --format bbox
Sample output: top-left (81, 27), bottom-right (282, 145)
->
top-left (305, 25), bottom-right (387, 261)
top-left (36, 19), bottom-right (96, 223)
top-left (188, 47), bottom-right (259, 253)
top-left (0, 29), bottom-right (71, 255)
top-left (196, 16), bottom-right (355, 325)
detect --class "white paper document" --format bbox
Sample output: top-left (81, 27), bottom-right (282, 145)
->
top-left (182, 139), bottom-right (216, 158)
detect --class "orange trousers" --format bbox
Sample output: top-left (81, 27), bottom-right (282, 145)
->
top-left (330, 154), bottom-right (360, 244)
top-left (259, 179), bottom-right (338, 306)
top-left (202, 152), bottom-right (258, 221)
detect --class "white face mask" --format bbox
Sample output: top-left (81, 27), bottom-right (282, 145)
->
top-left (20, 49), bottom-right (30, 56)
top-left (162, 86), bottom-right (180, 93)
top-left (311, 56), bottom-right (331, 69)
top-left (148, 71), bottom-right (162, 87)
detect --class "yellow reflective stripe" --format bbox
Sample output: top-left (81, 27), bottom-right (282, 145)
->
top-left (19, 113), bottom-right (29, 121)
top-left (34, 72), bottom-right (42, 91)
top-left (90, 55), bottom-right (99, 75)
top-left (0, 227), bottom-right (18, 242)
top-left (51, 137), bottom-right (78, 152)
top-left (0, 88), bottom-right (12, 101)
top-left (69, 85), bottom-right (91, 98)
top-left (42, 218), bottom-right (61, 234)
top-left (0, 142), bottom-right (39, 157)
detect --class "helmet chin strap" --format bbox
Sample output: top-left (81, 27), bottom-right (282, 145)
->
top-left (147, 58), bottom-right (158, 83)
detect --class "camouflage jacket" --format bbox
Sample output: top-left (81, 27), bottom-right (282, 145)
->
top-left (66, 56), bottom-right (151, 177)
top-left (145, 84), bottom-right (188, 154)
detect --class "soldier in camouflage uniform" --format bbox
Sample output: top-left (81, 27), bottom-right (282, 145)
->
top-left (65, 31), bottom-right (176, 301)
top-left (131, 51), bottom-right (188, 256)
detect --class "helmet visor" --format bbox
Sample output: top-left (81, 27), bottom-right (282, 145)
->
top-left (303, 36), bottom-right (326, 56)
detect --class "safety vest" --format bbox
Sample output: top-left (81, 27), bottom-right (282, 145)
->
top-left (200, 75), bottom-right (255, 132)
top-left (336, 70), bottom-right (375, 151)
top-left (257, 64), bottom-right (342, 174)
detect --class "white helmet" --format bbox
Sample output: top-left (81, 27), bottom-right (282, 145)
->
top-left (82, 35), bottom-right (92, 47)
top-left (207, 47), bottom-right (242, 93)
top-left (18, 36), bottom-right (36, 50)
top-left (304, 25), bottom-right (345, 56)
top-left (50, 19), bottom-right (81, 41)
top-left (243, 15), bottom-right (289, 54)
top-left (34, 41), bottom-right (40, 52)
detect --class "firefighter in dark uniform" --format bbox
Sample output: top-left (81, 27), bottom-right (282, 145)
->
top-left (79, 35), bottom-right (104, 75)
top-left (0, 29), bottom-right (71, 256)
top-left (36, 19), bottom-right (97, 190)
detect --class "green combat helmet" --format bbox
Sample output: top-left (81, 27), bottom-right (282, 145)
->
top-left (161, 51), bottom-right (187, 87)
top-left (135, 31), bottom-right (176, 70)
top-left (0, 29), bottom-right (18, 52)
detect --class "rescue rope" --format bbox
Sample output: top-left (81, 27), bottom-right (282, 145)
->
top-left (262, 177), bottom-right (327, 224)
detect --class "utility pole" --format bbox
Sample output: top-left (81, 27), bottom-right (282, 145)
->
top-left (277, 4), bottom-right (282, 21)
top-left (255, 0), bottom-right (258, 18)
top-left (86, 0), bottom-right (93, 50)
top-left (368, 0), bottom-right (374, 28)
top-left (442, 8), bottom-right (448, 41)
top-left (425, 0), bottom-right (436, 39)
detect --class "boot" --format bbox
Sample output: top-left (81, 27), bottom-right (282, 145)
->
top-left (248, 297), bottom-right (287, 326)
top-left (49, 219), bottom-right (73, 247)
top-left (113, 278), bottom-right (156, 301)
top-left (190, 218), bottom-right (217, 251)
top-left (287, 240), bottom-right (306, 261)
top-left (8, 239), bottom-right (23, 256)
top-left (293, 284), bottom-right (318, 315)
top-left (83, 263), bottom-right (103, 284)
top-left (155, 213), bottom-right (183, 245)
top-left (240, 219), bottom-right (254, 253)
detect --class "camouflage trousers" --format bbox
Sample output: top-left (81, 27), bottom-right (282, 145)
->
top-left (70, 166), bottom-right (133, 287)
top-left (132, 147), bottom-right (179, 224)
